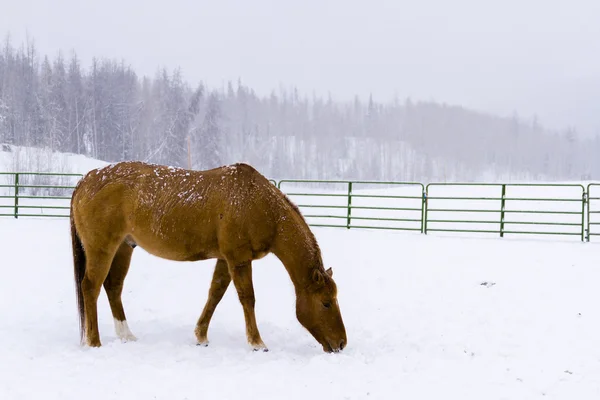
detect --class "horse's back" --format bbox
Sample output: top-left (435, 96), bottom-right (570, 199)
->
top-left (71, 161), bottom-right (284, 262)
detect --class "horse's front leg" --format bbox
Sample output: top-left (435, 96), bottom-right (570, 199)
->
top-left (195, 259), bottom-right (231, 346)
top-left (228, 260), bottom-right (268, 351)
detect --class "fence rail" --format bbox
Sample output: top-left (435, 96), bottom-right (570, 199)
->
top-left (0, 172), bottom-right (83, 218)
top-left (425, 183), bottom-right (586, 241)
top-left (2, 171), bottom-right (600, 242)
top-left (278, 179), bottom-right (425, 232)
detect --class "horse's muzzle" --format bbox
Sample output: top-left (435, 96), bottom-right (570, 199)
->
top-left (324, 338), bottom-right (346, 353)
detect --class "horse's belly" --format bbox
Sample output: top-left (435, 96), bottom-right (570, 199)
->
top-left (129, 230), bottom-right (221, 262)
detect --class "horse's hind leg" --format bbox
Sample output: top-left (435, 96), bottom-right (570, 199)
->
top-left (81, 248), bottom-right (115, 347)
top-left (195, 259), bottom-right (231, 346)
top-left (103, 242), bottom-right (137, 342)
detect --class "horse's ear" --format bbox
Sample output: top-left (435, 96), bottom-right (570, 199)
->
top-left (312, 269), bottom-right (324, 285)
top-left (325, 267), bottom-right (333, 278)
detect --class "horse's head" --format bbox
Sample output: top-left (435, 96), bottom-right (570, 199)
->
top-left (296, 267), bottom-right (347, 353)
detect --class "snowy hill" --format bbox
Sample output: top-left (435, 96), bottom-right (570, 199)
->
top-left (0, 142), bottom-right (555, 184)
top-left (0, 144), bottom-right (108, 175)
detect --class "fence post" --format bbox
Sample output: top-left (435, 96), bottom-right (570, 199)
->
top-left (582, 190), bottom-right (587, 242)
top-left (586, 185), bottom-right (591, 241)
top-left (423, 185), bottom-right (429, 234)
top-left (346, 182), bottom-right (353, 229)
top-left (499, 184), bottom-right (506, 237)
top-left (421, 189), bottom-right (427, 233)
top-left (14, 173), bottom-right (19, 219)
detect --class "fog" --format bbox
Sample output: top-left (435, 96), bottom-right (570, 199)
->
top-left (1, 0), bottom-right (599, 135)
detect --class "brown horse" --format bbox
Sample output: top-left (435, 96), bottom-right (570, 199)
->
top-left (70, 161), bottom-right (347, 353)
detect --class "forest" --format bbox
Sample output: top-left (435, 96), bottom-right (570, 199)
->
top-left (1, 35), bottom-right (597, 182)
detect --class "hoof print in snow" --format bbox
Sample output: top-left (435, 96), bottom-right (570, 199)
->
top-left (480, 281), bottom-right (496, 288)
top-left (564, 370), bottom-right (573, 375)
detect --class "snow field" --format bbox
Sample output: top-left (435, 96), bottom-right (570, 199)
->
top-left (1, 218), bottom-right (600, 399)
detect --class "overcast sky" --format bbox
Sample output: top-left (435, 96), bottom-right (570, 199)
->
top-left (1, 0), bottom-right (599, 136)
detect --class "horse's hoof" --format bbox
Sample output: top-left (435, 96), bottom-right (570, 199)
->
top-left (252, 344), bottom-right (269, 352)
top-left (196, 341), bottom-right (209, 347)
top-left (119, 334), bottom-right (138, 343)
top-left (115, 320), bottom-right (137, 342)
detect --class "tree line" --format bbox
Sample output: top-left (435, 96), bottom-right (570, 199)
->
top-left (1, 35), bottom-right (598, 182)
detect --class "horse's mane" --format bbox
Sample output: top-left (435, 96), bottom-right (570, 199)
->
top-left (282, 193), bottom-right (306, 223)
top-left (281, 192), bottom-right (324, 268)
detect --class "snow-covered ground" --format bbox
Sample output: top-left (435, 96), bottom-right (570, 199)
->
top-left (1, 218), bottom-right (600, 399)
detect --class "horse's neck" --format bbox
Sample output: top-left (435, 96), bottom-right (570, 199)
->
top-left (272, 216), bottom-right (321, 293)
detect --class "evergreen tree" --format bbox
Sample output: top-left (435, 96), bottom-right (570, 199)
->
top-left (199, 92), bottom-right (222, 169)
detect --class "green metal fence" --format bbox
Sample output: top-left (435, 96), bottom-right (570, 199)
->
top-left (425, 183), bottom-right (586, 241)
top-left (587, 184), bottom-right (600, 241)
top-left (277, 179), bottom-right (425, 232)
top-left (2, 171), bottom-right (599, 243)
top-left (0, 172), bottom-right (83, 218)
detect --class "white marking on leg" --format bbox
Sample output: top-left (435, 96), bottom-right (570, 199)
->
top-left (114, 319), bottom-right (138, 342)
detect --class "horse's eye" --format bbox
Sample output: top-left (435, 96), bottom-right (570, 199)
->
top-left (323, 302), bottom-right (331, 309)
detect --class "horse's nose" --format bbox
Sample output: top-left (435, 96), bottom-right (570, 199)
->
top-left (326, 338), bottom-right (347, 352)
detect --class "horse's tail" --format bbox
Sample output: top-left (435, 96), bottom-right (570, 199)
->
top-left (71, 205), bottom-right (86, 345)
